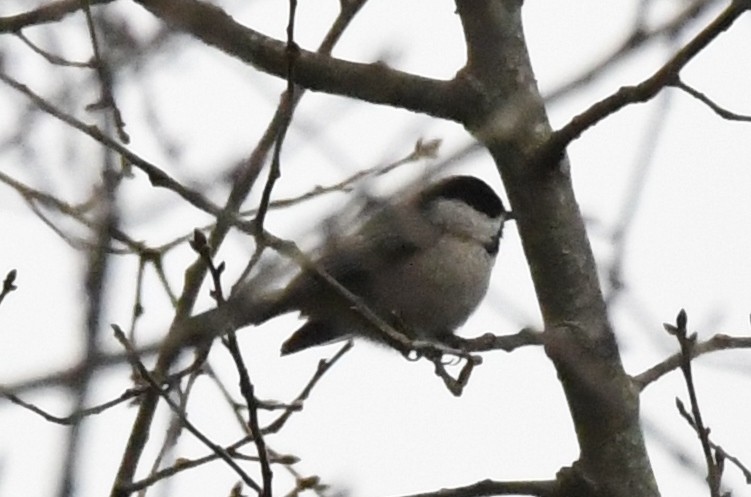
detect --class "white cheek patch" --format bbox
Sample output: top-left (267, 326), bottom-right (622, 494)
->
top-left (427, 199), bottom-right (503, 253)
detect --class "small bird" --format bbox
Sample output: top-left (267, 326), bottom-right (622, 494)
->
top-left (190, 175), bottom-right (511, 355)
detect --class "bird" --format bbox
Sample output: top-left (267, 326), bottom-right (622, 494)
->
top-left (188, 175), bottom-right (511, 355)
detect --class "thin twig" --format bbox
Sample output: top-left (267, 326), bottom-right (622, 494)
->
top-left (127, 338), bottom-right (350, 492)
top-left (665, 310), bottom-right (722, 497)
top-left (80, 0), bottom-right (130, 143)
top-left (112, 325), bottom-right (262, 494)
top-left (0, 0), bottom-right (113, 32)
top-left (462, 328), bottom-right (544, 352)
top-left (224, 333), bottom-right (272, 497)
top-left (109, 4), bottom-right (372, 494)
top-left (1, 386), bottom-right (139, 424)
top-left (672, 78), bottom-right (751, 122)
top-left (140, 367), bottom-right (204, 497)
top-left (128, 438), bottom-right (297, 493)
top-left (544, 0), bottom-right (720, 104)
top-left (192, 228), bottom-right (274, 497)
top-left (0, 71), bottom-right (225, 218)
top-left (57, 29), bottom-right (122, 490)
top-left (390, 478), bottom-right (556, 497)
top-left (264, 341), bottom-right (353, 433)
top-left (15, 31), bottom-right (93, 67)
top-left (633, 333), bottom-right (751, 390)
top-left (1, 364), bottom-right (197, 424)
top-left (251, 0), bottom-right (297, 239)
top-left (0, 169), bottom-right (144, 253)
top-left (536, 0), bottom-right (751, 167)
top-left (0, 342), bottom-right (161, 395)
top-left (240, 137), bottom-right (442, 215)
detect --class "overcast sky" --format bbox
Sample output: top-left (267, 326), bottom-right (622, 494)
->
top-left (1, 1), bottom-right (751, 496)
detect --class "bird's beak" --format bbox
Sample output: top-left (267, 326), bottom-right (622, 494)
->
top-left (504, 211), bottom-right (516, 221)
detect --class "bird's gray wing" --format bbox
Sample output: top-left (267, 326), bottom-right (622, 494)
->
top-left (282, 203), bottom-right (440, 305)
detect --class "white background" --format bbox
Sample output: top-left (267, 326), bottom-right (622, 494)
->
top-left (1, 1), bottom-right (751, 496)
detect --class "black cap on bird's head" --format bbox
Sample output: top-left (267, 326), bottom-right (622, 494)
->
top-left (420, 175), bottom-right (510, 220)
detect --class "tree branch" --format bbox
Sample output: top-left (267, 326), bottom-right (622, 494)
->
top-left (633, 333), bottom-right (751, 390)
top-left (390, 478), bottom-right (556, 497)
top-left (112, 326), bottom-right (263, 494)
top-left (462, 328), bottom-right (544, 352)
top-left (537, 0), bottom-right (751, 167)
top-left (109, 3), bottom-right (372, 495)
top-left (454, 1), bottom-right (660, 496)
top-left (0, 0), bottom-right (113, 32)
top-left (0, 71), bottom-right (225, 218)
top-left (131, 0), bottom-right (476, 122)
top-left (544, 0), bottom-right (720, 103)
top-left (671, 78), bottom-right (751, 121)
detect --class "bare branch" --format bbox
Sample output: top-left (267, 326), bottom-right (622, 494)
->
top-left (633, 333), bottom-right (751, 390)
top-left (0, 0), bottom-right (113, 32)
top-left (0, 71), bottom-right (225, 218)
top-left (264, 341), bottom-right (353, 433)
top-left (0, 342), bottom-right (160, 395)
top-left (545, 0), bottom-right (721, 103)
top-left (664, 310), bottom-right (721, 496)
top-left (14, 31), bottom-right (93, 68)
top-left (252, 0), bottom-right (298, 242)
top-left (132, 0), bottom-right (474, 122)
top-left (390, 478), bottom-right (556, 497)
top-left (110, 4), bottom-right (372, 495)
top-left (54, 55), bottom-right (124, 491)
top-left (79, 0), bottom-right (130, 143)
top-left (112, 325), bottom-right (263, 494)
top-left (128, 439), bottom-right (297, 493)
top-left (240, 137), bottom-right (443, 215)
top-left (536, 1), bottom-right (751, 167)
top-left (0, 168), bottom-right (144, 254)
top-left (1, 385), bottom-right (142, 424)
top-left (462, 328), bottom-right (544, 352)
top-left (193, 227), bottom-right (274, 497)
top-left (672, 78), bottom-right (751, 122)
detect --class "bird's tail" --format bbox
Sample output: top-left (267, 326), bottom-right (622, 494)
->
top-left (176, 288), bottom-right (286, 347)
top-left (280, 320), bottom-right (349, 355)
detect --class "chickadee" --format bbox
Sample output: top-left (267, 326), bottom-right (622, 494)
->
top-left (191, 175), bottom-right (511, 355)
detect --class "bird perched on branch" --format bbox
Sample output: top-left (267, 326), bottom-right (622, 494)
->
top-left (188, 175), bottom-right (512, 356)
